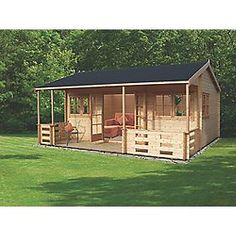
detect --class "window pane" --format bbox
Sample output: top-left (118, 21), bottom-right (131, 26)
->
top-left (156, 95), bottom-right (163, 116)
top-left (175, 95), bottom-right (186, 116)
top-left (202, 93), bottom-right (210, 118)
top-left (163, 95), bottom-right (172, 116)
top-left (70, 97), bottom-right (79, 114)
top-left (83, 96), bottom-right (89, 114)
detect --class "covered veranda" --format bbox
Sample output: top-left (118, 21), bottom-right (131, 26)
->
top-left (36, 82), bottom-right (200, 160)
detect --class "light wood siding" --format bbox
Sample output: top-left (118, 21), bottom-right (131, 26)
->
top-left (68, 114), bottom-right (91, 141)
top-left (200, 69), bottom-right (219, 147)
top-left (146, 93), bottom-right (197, 132)
top-left (126, 129), bottom-right (186, 159)
top-left (104, 94), bottom-right (135, 120)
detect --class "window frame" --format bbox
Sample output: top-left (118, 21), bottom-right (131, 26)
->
top-left (70, 96), bottom-right (80, 114)
top-left (69, 95), bottom-right (90, 115)
top-left (81, 95), bottom-right (89, 115)
top-left (155, 94), bottom-right (173, 117)
top-left (155, 94), bottom-right (188, 117)
top-left (202, 92), bottom-right (210, 119)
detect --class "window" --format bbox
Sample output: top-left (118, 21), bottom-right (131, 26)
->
top-left (70, 95), bottom-right (89, 115)
top-left (174, 95), bottom-right (186, 116)
top-left (70, 97), bottom-right (80, 114)
top-left (82, 96), bottom-right (89, 114)
top-left (156, 95), bottom-right (164, 116)
top-left (156, 95), bottom-right (172, 116)
top-left (155, 94), bottom-right (187, 117)
top-left (202, 93), bottom-right (210, 118)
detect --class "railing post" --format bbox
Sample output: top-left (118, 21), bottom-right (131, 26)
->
top-left (183, 132), bottom-right (190, 160)
top-left (50, 124), bottom-right (55, 145)
top-left (37, 124), bottom-right (41, 144)
top-left (183, 132), bottom-right (187, 160)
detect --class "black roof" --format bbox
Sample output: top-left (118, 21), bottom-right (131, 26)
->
top-left (36, 61), bottom-right (208, 89)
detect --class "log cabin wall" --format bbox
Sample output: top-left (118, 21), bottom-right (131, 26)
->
top-left (104, 94), bottom-right (121, 120)
top-left (146, 91), bottom-right (198, 133)
top-left (104, 94), bottom-right (135, 120)
top-left (200, 69), bottom-right (220, 147)
top-left (68, 115), bottom-right (91, 141)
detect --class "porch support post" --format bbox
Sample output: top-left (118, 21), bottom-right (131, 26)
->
top-left (51, 90), bottom-right (54, 125)
top-left (37, 91), bottom-right (40, 125)
top-left (37, 90), bottom-right (41, 144)
top-left (122, 86), bottom-right (127, 153)
top-left (50, 89), bottom-right (55, 145)
top-left (64, 90), bottom-right (68, 123)
top-left (185, 83), bottom-right (190, 160)
top-left (67, 92), bottom-right (70, 121)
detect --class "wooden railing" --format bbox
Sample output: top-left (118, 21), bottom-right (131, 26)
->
top-left (187, 128), bottom-right (200, 157)
top-left (126, 129), bottom-right (186, 159)
top-left (54, 122), bottom-right (66, 143)
top-left (38, 122), bottom-right (66, 145)
top-left (37, 123), bottom-right (200, 160)
top-left (38, 124), bottom-right (54, 145)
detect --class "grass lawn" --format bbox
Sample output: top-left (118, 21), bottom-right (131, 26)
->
top-left (0, 133), bottom-right (236, 206)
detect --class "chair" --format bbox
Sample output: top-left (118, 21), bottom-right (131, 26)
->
top-left (64, 122), bottom-right (79, 146)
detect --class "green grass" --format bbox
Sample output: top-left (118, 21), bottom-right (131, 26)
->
top-left (0, 133), bottom-right (236, 206)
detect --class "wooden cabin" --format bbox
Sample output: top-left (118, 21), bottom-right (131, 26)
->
top-left (35, 60), bottom-right (221, 161)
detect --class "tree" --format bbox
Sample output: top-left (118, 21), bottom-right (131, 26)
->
top-left (0, 30), bottom-right (76, 131)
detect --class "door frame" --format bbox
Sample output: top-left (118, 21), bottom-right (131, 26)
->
top-left (90, 94), bottom-right (104, 142)
top-left (135, 93), bottom-right (147, 130)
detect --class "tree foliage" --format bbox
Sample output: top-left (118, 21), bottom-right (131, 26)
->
top-left (0, 30), bottom-right (235, 135)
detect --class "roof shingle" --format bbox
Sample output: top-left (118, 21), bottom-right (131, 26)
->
top-left (36, 61), bottom-right (208, 89)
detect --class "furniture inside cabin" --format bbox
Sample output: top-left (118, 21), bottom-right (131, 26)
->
top-left (104, 113), bottom-right (134, 138)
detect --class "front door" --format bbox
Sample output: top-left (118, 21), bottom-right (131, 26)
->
top-left (91, 94), bottom-right (104, 142)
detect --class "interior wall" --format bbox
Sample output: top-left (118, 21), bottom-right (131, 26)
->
top-left (104, 94), bottom-right (135, 120)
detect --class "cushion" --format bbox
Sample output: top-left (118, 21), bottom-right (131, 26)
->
top-left (117, 115), bottom-right (128, 125)
top-left (104, 125), bottom-right (121, 138)
top-left (126, 114), bottom-right (134, 126)
top-left (105, 118), bottom-right (120, 126)
top-left (65, 123), bottom-right (74, 133)
top-left (114, 113), bottom-right (123, 121)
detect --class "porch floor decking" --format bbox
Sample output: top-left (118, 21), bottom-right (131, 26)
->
top-left (56, 139), bottom-right (122, 153)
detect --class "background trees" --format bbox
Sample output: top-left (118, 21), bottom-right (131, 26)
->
top-left (0, 30), bottom-right (235, 136)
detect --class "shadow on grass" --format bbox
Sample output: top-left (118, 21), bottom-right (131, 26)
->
top-left (0, 132), bottom-right (37, 138)
top-left (0, 154), bottom-right (41, 160)
top-left (32, 153), bottom-right (236, 206)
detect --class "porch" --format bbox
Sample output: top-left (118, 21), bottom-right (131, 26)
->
top-left (37, 122), bottom-right (199, 160)
top-left (36, 83), bottom-right (201, 160)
